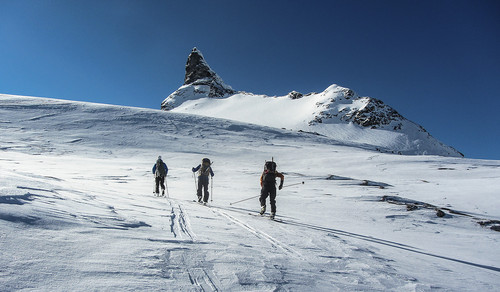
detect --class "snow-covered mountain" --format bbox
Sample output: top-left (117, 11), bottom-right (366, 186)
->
top-left (1, 94), bottom-right (499, 291)
top-left (162, 48), bottom-right (462, 157)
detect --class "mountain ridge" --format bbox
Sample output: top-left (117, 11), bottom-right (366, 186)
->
top-left (161, 48), bottom-right (462, 157)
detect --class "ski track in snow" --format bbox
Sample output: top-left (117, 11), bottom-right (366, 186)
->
top-left (210, 206), bottom-right (304, 259)
top-left (166, 200), bottom-right (197, 241)
top-left (152, 201), bottom-right (222, 292)
top-left (1, 94), bottom-right (500, 291)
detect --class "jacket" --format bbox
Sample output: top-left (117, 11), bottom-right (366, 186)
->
top-left (260, 171), bottom-right (284, 188)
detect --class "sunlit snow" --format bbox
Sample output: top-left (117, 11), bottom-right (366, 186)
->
top-left (1, 94), bottom-right (499, 291)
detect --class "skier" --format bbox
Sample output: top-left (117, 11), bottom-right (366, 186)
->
top-left (152, 156), bottom-right (168, 196)
top-left (259, 160), bottom-right (284, 219)
top-left (192, 158), bottom-right (214, 203)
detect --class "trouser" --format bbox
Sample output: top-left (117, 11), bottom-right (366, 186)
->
top-left (260, 185), bottom-right (277, 213)
top-left (197, 176), bottom-right (209, 202)
top-left (155, 176), bottom-right (165, 194)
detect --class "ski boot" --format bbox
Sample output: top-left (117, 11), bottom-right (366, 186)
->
top-left (270, 212), bottom-right (276, 220)
top-left (259, 205), bottom-right (266, 215)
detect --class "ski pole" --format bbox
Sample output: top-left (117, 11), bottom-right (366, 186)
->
top-left (165, 177), bottom-right (170, 198)
top-left (210, 176), bottom-right (213, 202)
top-left (282, 181), bottom-right (305, 188)
top-left (192, 172), bottom-right (197, 192)
top-left (229, 194), bottom-right (261, 206)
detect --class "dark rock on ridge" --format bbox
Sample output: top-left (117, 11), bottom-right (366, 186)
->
top-left (183, 47), bottom-right (235, 97)
top-left (184, 48), bottom-right (218, 85)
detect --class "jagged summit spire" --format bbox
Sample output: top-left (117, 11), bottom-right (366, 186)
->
top-left (184, 47), bottom-right (217, 85)
top-left (191, 47), bottom-right (202, 55)
top-left (161, 48), bottom-right (236, 110)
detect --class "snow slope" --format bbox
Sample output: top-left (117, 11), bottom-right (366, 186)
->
top-left (1, 94), bottom-right (499, 291)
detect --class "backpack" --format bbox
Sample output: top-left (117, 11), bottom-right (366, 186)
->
top-left (262, 161), bottom-right (277, 186)
top-left (156, 159), bottom-right (166, 177)
top-left (264, 161), bottom-right (276, 172)
top-left (199, 158), bottom-right (211, 177)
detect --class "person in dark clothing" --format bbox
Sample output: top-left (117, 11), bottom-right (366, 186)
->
top-left (259, 161), bottom-right (284, 219)
top-left (152, 156), bottom-right (168, 196)
top-left (192, 158), bottom-right (214, 203)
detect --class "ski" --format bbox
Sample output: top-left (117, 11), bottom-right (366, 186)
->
top-left (192, 200), bottom-right (209, 206)
top-left (248, 212), bottom-right (282, 222)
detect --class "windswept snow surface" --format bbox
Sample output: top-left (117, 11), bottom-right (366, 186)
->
top-left (1, 94), bottom-right (499, 291)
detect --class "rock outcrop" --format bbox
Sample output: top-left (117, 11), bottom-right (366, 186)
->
top-left (161, 48), bottom-right (236, 110)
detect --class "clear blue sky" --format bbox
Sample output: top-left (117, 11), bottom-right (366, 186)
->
top-left (1, 0), bottom-right (499, 160)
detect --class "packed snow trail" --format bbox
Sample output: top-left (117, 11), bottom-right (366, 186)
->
top-left (1, 94), bottom-right (499, 291)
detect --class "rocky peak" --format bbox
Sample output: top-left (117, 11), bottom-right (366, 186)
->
top-left (182, 47), bottom-right (235, 98)
top-left (161, 48), bottom-right (236, 110)
top-left (184, 47), bottom-right (218, 85)
top-left (308, 86), bottom-right (405, 130)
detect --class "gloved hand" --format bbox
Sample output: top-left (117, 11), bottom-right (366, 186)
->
top-left (192, 168), bottom-right (196, 172)
top-left (279, 183), bottom-right (283, 190)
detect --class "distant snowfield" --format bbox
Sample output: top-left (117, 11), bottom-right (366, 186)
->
top-left (1, 94), bottom-right (499, 291)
